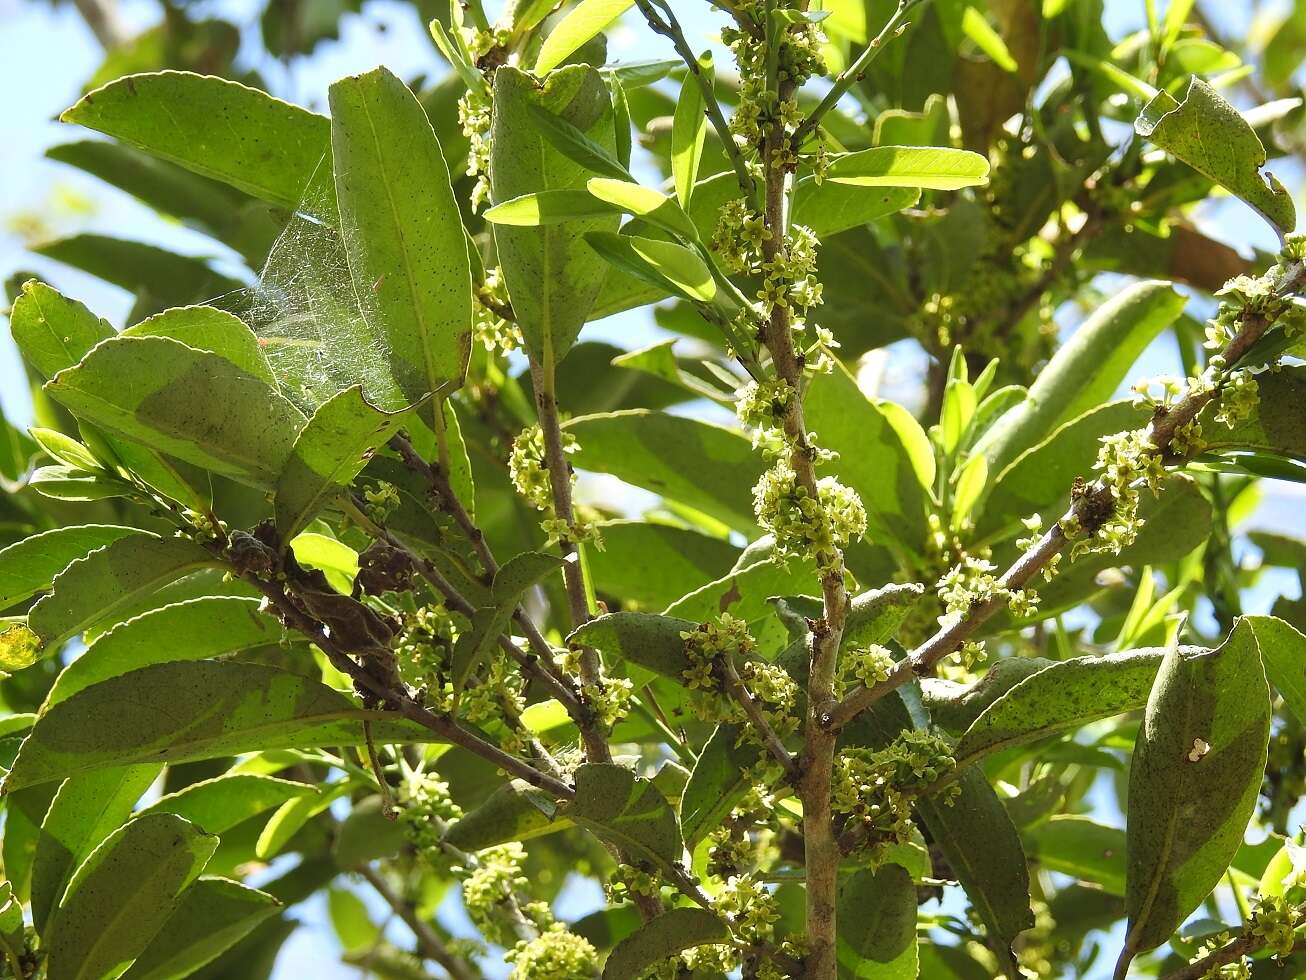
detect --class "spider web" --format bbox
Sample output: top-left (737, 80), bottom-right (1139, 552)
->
top-left (217, 158), bottom-right (405, 414)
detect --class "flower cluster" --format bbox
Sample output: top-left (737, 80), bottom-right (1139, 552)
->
top-left (362, 480), bottom-right (401, 524)
top-left (461, 842), bottom-right (528, 944)
top-left (681, 614), bottom-right (752, 719)
top-left (461, 654), bottom-right (526, 738)
top-left (722, 5), bottom-right (824, 156)
top-left (505, 922), bottom-right (600, 980)
top-left (603, 863), bottom-right (662, 906)
top-left (474, 268), bottom-right (523, 354)
top-left (581, 671), bottom-right (634, 729)
top-left (1214, 369), bottom-right (1259, 430)
top-left (508, 425), bottom-right (600, 545)
top-left (398, 770), bottom-right (463, 869)
top-left (396, 603), bottom-right (457, 693)
top-left (832, 730), bottom-right (957, 851)
top-left (459, 90), bottom-right (493, 211)
top-left (735, 378), bottom-right (795, 447)
top-left (840, 643), bottom-right (895, 692)
top-left (1249, 893), bottom-right (1303, 957)
top-left (716, 873), bottom-right (782, 944)
top-left (1073, 428), bottom-right (1166, 559)
top-left (752, 458), bottom-right (866, 570)
top-left (740, 659), bottom-right (802, 739)
top-left (937, 555), bottom-right (1038, 623)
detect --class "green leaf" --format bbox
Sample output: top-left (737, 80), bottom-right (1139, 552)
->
top-left (569, 611), bottom-right (697, 682)
top-left (566, 410), bottom-right (764, 531)
top-left (825, 145), bottom-right (991, 190)
top-left (1244, 615), bottom-right (1306, 729)
top-left (955, 649), bottom-right (1169, 769)
top-left (917, 767), bottom-right (1033, 955)
top-left (27, 535), bottom-right (218, 650)
top-left (32, 765), bottom-right (164, 936)
top-left (1119, 620), bottom-right (1272, 967)
top-left (560, 763), bottom-right (682, 874)
top-left (255, 783), bottom-right (346, 859)
top-left (491, 65), bottom-right (623, 364)
top-left (922, 657), bottom-right (1058, 734)
top-left (666, 550), bottom-right (819, 627)
top-left (2, 661), bottom-right (440, 792)
top-left (679, 723), bottom-right (759, 846)
top-left (46, 335), bottom-right (306, 488)
top-left (837, 864), bottom-right (916, 963)
top-left (535, 0), bottom-right (634, 73)
top-left (585, 232), bottom-right (717, 303)
top-left (119, 878), bottom-right (280, 980)
top-left (329, 67), bottom-right (473, 405)
top-left (137, 774), bottom-right (316, 835)
top-left (586, 178), bottom-right (699, 241)
top-left (977, 401), bottom-right (1149, 539)
top-left (62, 71), bottom-right (332, 218)
top-left (46, 596), bottom-right (285, 708)
top-left (45, 813), bottom-right (218, 980)
top-left (602, 908), bottom-right (727, 980)
top-left (1202, 365), bottom-right (1306, 462)
top-left (671, 56), bottom-right (711, 210)
top-left (586, 521), bottom-right (739, 611)
top-left (35, 236), bottom-right (242, 312)
top-left (328, 887), bottom-right (379, 954)
top-left (9, 280), bottom-right (114, 380)
top-left (444, 779), bottom-right (569, 851)
top-left (1026, 816), bottom-right (1126, 896)
top-left (842, 582), bottom-right (925, 650)
top-left (275, 386), bottom-right (413, 541)
top-left (483, 190), bottom-right (621, 226)
top-left (961, 6), bottom-right (1018, 72)
top-left (1136, 76), bottom-right (1296, 234)
top-left (451, 552), bottom-right (565, 696)
top-left (804, 362), bottom-right (933, 557)
top-left (120, 307), bottom-right (273, 384)
top-left (973, 281), bottom-right (1184, 476)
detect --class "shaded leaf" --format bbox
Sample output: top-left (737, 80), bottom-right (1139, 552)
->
top-left (587, 521), bottom-right (739, 611)
top-left (825, 145), bottom-right (991, 189)
top-left (275, 386), bottom-right (413, 541)
top-left (569, 611), bottom-right (696, 681)
top-left (138, 774), bottom-right (316, 835)
top-left (561, 763), bottom-right (682, 873)
top-left (119, 878), bottom-right (280, 980)
top-left (1026, 816), bottom-right (1126, 896)
top-left (45, 813), bottom-right (218, 980)
top-left (837, 864), bottom-right (916, 963)
top-left (444, 779), bottom-right (568, 851)
top-left (535, 0), bottom-right (634, 73)
top-left (121, 306), bottom-right (273, 384)
top-left (679, 723), bottom-right (759, 846)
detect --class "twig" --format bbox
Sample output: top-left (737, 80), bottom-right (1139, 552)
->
top-left (1158, 932), bottom-right (1306, 980)
top-left (358, 865), bottom-right (478, 980)
top-left (790, 0), bottom-right (921, 147)
top-left (633, 0), bottom-right (757, 199)
top-left (720, 657), bottom-right (799, 783)
top-left (828, 257), bottom-right (1306, 735)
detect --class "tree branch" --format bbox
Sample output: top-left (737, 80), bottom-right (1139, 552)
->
top-left (828, 258), bottom-right (1306, 734)
top-left (358, 865), bottom-right (478, 980)
top-left (720, 656), bottom-right (800, 783)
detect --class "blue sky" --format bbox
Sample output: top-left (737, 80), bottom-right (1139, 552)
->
top-left (0, 0), bottom-right (1301, 976)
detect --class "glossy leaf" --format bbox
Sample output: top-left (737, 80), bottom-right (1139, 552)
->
top-left (119, 878), bottom-right (280, 980)
top-left (3, 661), bottom-right (439, 792)
top-left (62, 71), bottom-right (331, 217)
top-left (585, 232), bottom-right (717, 303)
top-left (586, 521), bottom-right (739, 610)
top-left (1136, 77), bottom-right (1296, 234)
top-left (569, 611), bottom-right (696, 681)
top-left (483, 190), bottom-right (621, 226)
top-left (329, 67), bottom-right (473, 405)
top-left (602, 907), bottom-right (727, 980)
top-left (670, 56), bottom-right (711, 209)
top-left (825, 145), bottom-right (991, 189)
top-left (120, 306), bottom-right (273, 384)
top-left (586, 178), bottom-right (698, 240)
top-left (46, 335), bottom-right (306, 488)
top-left (1119, 621), bottom-right (1272, 967)
top-left (9, 280), bottom-right (114, 380)
top-left (45, 813), bottom-right (218, 980)
top-left (1244, 615), bottom-right (1306, 730)
top-left (46, 596), bottom-right (285, 707)
top-left (491, 65), bottom-right (622, 363)
top-left (275, 386), bottom-right (412, 541)
top-left (444, 779), bottom-right (568, 851)
top-left (535, 0), bottom-right (634, 73)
